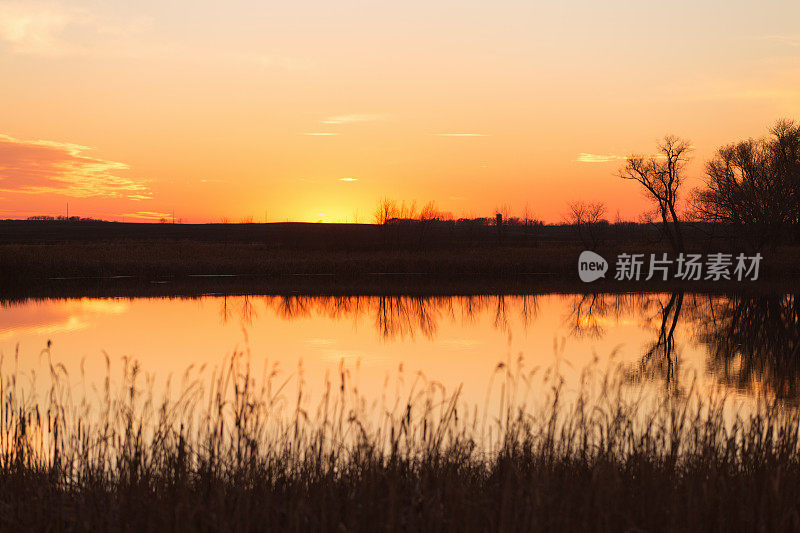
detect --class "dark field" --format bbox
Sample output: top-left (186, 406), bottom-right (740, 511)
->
top-left (1, 220), bottom-right (799, 299)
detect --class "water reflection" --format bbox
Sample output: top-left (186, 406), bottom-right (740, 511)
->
top-left (2, 292), bottom-right (800, 402)
top-left (562, 293), bottom-right (687, 387)
top-left (211, 292), bottom-right (800, 400)
top-left (639, 292), bottom-right (684, 383)
top-left (695, 294), bottom-right (800, 400)
top-left (562, 292), bottom-right (800, 400)
top-left (250, 295), bottom-right (539, 340)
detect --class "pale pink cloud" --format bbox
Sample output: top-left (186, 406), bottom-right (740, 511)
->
top-left (320, 114), bottom-right (386, 125)
top-left (434, 133), bottom-right (488, 137)
top-left (575, 153), bottom-right (627, 163)
top-left (121, 211), bottom-right (171, 221)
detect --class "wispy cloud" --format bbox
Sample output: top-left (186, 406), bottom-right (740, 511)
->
top-left (121, 211), bottom-right (171, 221)
top-left (0, 134), bottom-right (151, 199)
top-left (0, 2), bottom-right (151, 57)
top-left (762, 34), bottom-right (800, 47)
top-left (259, 55), bottom-right (316, 71)
top-left (575, 153), bottom-right (627, 163)
top-left (320, 114), bottom-right (385, 125)
top-left (338, 177), bottom-right (357, 182)
top-left (0, 2), bottom-right (73, 55)
top-left (712, 86), bottom-right (800, 101)
top-left (303, 132), bottom-right (339, 136)
top-left (434, 133), bottom-right (488, 137)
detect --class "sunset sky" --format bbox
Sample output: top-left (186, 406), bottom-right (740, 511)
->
top-left (1, 0), bottom-right (799, 223)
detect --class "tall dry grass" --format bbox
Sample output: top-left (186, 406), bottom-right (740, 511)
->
top-left (0, 347), bottom-right (799, 531)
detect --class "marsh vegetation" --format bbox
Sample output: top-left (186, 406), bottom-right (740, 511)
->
top-left (1, 346), bottom-right (800, 531)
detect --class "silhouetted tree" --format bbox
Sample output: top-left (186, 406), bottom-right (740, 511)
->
top-left (692, 119), bottom-right (800, 248)
top-left (417, 201), bottom-right (443, 247)
top-left (619, 135), bottom-right (691, 252)
top-left (374, 198), bottom-right (399, 225)
top-left (565, 201), bottom-right (607, 248)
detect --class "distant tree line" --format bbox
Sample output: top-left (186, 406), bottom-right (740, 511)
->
top-left (371, 197), bottom-right (546, 248)
top-left (373, 198), bottom-right (545, 228)
top-left (26, 215), bottom-right (105, 222)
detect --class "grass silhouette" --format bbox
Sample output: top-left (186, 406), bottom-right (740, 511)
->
top-left (0, 347), bottom-right (798, 530)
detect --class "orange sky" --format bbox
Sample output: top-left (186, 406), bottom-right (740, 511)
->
top-left (1, 0), bottom-right (799, 223)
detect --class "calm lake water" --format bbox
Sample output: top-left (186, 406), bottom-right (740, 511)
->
top-left (2, 292), bottom-right (796, 412)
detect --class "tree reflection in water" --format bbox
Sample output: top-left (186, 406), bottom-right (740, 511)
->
top-left (694, 294), bottom-right (800, 401)
top-left (216, 295), bottom-right (538, 341)
top-left (640, 292), bottom-right (683, 383)
top-left (208, 292), bottom-right (800, 401)
top-left (564, 293), bottom-right (687, 387)
top-left (565, 291), bottom-right (800, 401)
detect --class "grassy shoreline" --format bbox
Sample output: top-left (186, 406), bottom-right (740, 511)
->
top-left (0, 352), bottom-right (798, 531)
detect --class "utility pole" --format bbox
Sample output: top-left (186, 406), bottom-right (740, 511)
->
top-left (66, 202), bottom-right (69, 220)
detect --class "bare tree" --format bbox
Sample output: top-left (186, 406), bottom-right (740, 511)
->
top-left (374, 198), bottom-right (398, 225)
top-left (692, 119), bottom-right (800, 247)
top-left (521, 203), bottom-right (534, 226)
top-left (374, 198), bottom-right (422, 224)
top-left (619, 135), bottom-right (691, 252)
top-left (565, 200), bottom-right (607, 248)
top-left (398, 200), bottom-right (418, 220)
top-left (417, 201), bottom-right (437, 247)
